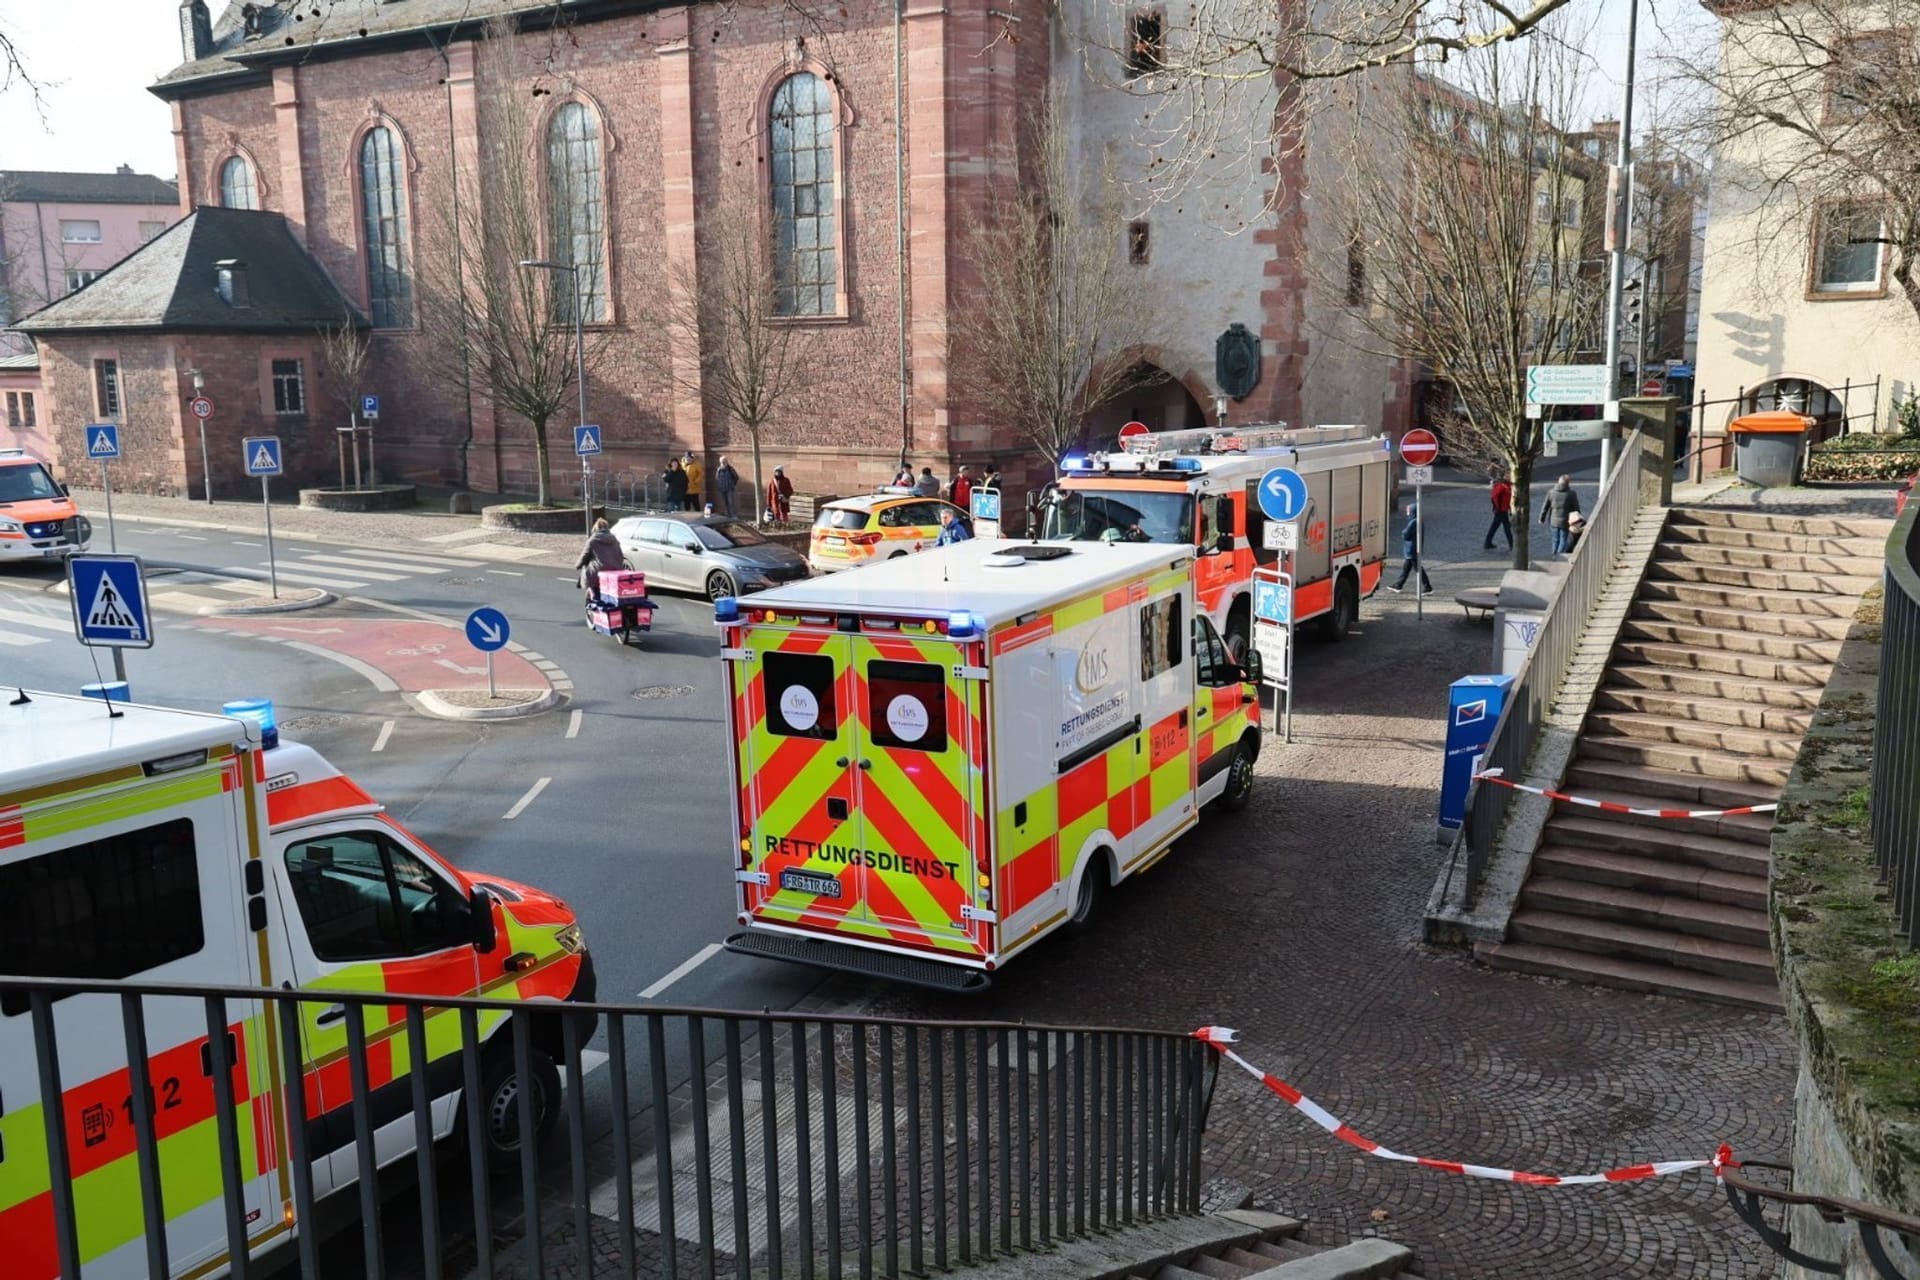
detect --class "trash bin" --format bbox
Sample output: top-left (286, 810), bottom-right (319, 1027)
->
top-left (1728, 410), bottom-right (1813, 489)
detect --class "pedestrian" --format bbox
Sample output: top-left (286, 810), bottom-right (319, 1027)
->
top-left (765, 464), bottom-right (794, 524)
top-left (1387, 501), bottom-right (1433, 594)
top-left (892, 464), bottom-right (916, 489)
top-left (913, 466), bottom-right (940, 497)
top-left (1483, 471), bottom-right (1514, 552)
top-left (980, 457), bottom-right (1002, 493)
top-left (663, 458), bottom-right (689, 511)
top-left (1565, 511), bottom-right (1587, 554)
top-left (682, 452), bottom-right (704, 511)
top-left (935, 505), bottom-right (972, 546)
top-left (714, 455), bottom-right (739, 516)
top-left (951, 465), bottom-right (974, 513)
top-left (1539, 474), bottom-right (1582, 555)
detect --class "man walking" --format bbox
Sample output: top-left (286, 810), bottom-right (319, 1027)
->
top-left (1539, 474), bottom-right (1582, 556)
top-left (1484, 471), bottom-right (1514, 552)
top-left (1387, 501), bottom-right (1433, 594)
top-left (714, 455), bottom-right (739, 516)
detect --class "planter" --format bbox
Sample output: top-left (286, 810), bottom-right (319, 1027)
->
top-left (299, 484), bottom-right (418, 513)
top-left (1805, 446), bottom-right (1920, 483)
top-left (482, 502), bottom-right (602, 533)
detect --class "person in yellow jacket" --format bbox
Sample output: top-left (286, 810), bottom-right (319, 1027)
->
top-left (682, 451), bottom-right (705, 511)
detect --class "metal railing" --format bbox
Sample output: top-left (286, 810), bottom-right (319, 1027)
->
top-left (580, 467), bottom-right (683, 515)
top-left (1873, 492), bottom-right (1920, 946)
top-left (1460, 431), bottom-right (1652, 895)
top-left (1, 975), bottom-right (1211, 1280)
top-left (1722, 1159), bottom-right (1920, 1279)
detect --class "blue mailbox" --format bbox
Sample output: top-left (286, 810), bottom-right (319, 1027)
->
top-left (1439, 674), bottom-right (1514, 830)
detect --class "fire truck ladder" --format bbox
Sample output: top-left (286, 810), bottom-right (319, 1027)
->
top-left (1118, 422), bottom-right (1375, 458)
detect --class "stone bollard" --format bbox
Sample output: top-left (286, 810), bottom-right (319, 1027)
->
top-left (449, 492), bottom-right (473, 515)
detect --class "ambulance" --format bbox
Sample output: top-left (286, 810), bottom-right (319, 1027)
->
top-left (0, 690), bottom-right (594, 1279)
top-left (1039, 423), bottom-right (1394, 658)
top-left (719, 539), bottom-right (1262, 989)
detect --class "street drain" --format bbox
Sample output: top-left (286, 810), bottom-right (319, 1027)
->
top-left (282, 714), bottom-right (347, 731)
top-left (632, 685), bottom-right (695, 701)
top-left (441, 576), bottom-right (483, 586)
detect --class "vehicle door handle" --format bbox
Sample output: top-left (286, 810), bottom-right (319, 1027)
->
top-left (836, 756), bottom-right (850, 767)
top-left (1197, 707), bottom-right (1210, 718)
top-left (857, 760), bottom-right (871, 771)
top-left (315, 1005), bottom-right (347, 1026)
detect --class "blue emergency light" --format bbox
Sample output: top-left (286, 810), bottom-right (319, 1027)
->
top-left (1062, 455), bottom-right (1090, 471)
top-left (947, 611), bottom-right (980, 639)
top-left (713, 596), bottom-right (742, 623)
top-left (1171, 457), bottom-right (1203, 471)
top-left (223, 698), bottom-right (279, 749)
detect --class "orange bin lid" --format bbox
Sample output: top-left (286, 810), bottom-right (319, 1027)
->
top-left (1728, 410), bottom-right (1814, 434)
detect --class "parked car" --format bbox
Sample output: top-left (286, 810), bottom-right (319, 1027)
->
top-left (610, 513), bottom-right (809, 600)
top-left (0, 447), bottom-right (91, 563)
top-left (808, 490), bottom-right (970, 574)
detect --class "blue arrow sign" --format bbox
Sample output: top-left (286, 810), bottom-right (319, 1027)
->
top-left (465, 606), bottom-right (511, 653)
top-left (574, 424), bottom-right (603, 457)
top-left (243, 436), bottom-right (283, 477)
top-left (86, 424), bottom-right (120, 460)
top-left (971, 488), bottom-right (1001, 522)
top-left (1253, 579), bottom-right (1291, 624)
top-left (67, 554), bottom-right (154, 649)
top-left (1257, 467), bottom-right (1308, 522)
top-left (361, 394), bottom-right (381, 418)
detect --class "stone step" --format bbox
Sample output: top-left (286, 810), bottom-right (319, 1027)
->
top-left (1543, 811), bottom-right (1772, 871)
top-left (1662, 521), bottom-right (1887, 557)
top-left (1617, 618), bottom-right (1844, 662)
top-left (1637, 579), bottom-right (1861, 619)
top-left (1545, 783), bottom-right (1775, 844)
top-left (1653, 540), bottom-right (1884, 577)
top-left (1604, 663), bottom-right (1827, 709)
top-left (1612, 641), bottom-right (1831, 687)
top-left (1158, 1238), bottom-right (1416, 1280)
top-left (1579, 735), bottom-right (1793, 787)
top-left (1521, 866), bottom-right (1771, 943)
top-left (1645, 559), bottom-right (1880, 596)
top-left (1534, 845), bottom-right (1768, 910)
top-left (1669, 507), bottom-right (1894, 540)
top-left (1563, 757), bottom-right (1783, 812)
top-left (1593, 685), bottom-right (1815, 735)
top-left (1474, 939), bottom-right (1783, 1011)
top-left (1629, 598), bottom-right (1854, 640)
top-left (1502, 907), bottom-right (1776, 982)
top-left (1585, 710), bottom-right (1806, 761)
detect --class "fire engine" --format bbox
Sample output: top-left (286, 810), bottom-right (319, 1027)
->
top-left (1038, 424), bottom-right (1394, 657)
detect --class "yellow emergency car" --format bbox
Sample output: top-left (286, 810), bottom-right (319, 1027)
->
top-left (808, 490), bottom-right (969, 575)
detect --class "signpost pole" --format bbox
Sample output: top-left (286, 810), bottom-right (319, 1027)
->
top-left (1282, 571), bottom-right (1294, 743)
top-left (486, 650), bottom-right (496, 698)
top-left (1415, 483), bottom-right (1424, 622)
top-left (100, 457), bottom-right (116, 553)
top-left (200, 421), bottom-right (213, 504)
top-left (582, 459), bottom-right (593, 538)
top-left (261, 476), bottom-right (278, 598)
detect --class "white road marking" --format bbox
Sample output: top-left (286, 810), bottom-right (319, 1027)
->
top-left (180, 533), bottom-right (208, 541)
top-left (566, 708), bottom-right (583, 739)
top-left (280, 641), bottom-right (401, 692)
top-left (304, 550), bottom-right (480, 572)
top-left (220, 565), bottom-right (366, 590)
top-left (0, 631), bottom-right (49, 647)
top-left (0, 607), bottom-right (71, 632)
top-left (272, 625), bottom-right (343, 634)
top-left (487, 569), bottom-right (524, 576)
top-left (434, 657), bottom-right (487, 676)
top-left (501, 778), bottom-right (550, 820)
top-left (284, 559), bottom-right (410, 582)
top-left (637, 943), bottom-right (723, 999)
top-left (234, 540), bottom-right (261, 547)
top-left (372, 720), bottom-right (395, 752)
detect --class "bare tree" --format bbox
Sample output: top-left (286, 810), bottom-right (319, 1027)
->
top-left (1320, 30), bottom-right (1603, 569)
top-left (413, 19), bottom-right (609, 508)
top-left (315, 320), bottom-right (374, 489)
top-left (948, 89), bottom-right (1157, 474)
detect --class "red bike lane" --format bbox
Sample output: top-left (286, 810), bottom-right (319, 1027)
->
top-left (197, 616), bottom-right (552, 693)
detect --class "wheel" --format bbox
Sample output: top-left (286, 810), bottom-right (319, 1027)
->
top-left (1217, 739), bottom-right (1256, 812)
top-left (1068, 852), bottom-right (1109, 931)
top-left (1323, 572), bottom-right (1358, 641)
top-left (705, 570), bottom-right (736, 602)
top-left (889, 551), bottom-right (908, 559)
top-left (1224, 602), bottom-right (1251, 665)
top-left (465, 1041), bottom-right (561, 1171)
top-left (615, 623), bottom-right (632, 645)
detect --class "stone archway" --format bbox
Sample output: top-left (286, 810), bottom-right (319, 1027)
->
top-left (1082, 362), bottom-right (1210, 451)
top-left (1733, 376), bottom-right (1849, 444)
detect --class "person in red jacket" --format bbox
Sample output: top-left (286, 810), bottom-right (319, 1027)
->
top-left (764, 465), bottom-right (794, 524)
top-left (1484, 471), bottom-right (1514, 552)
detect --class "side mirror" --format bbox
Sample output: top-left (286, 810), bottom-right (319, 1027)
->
top-left (1240, 649), bottom-right (1264, 686)
top-left (468, 888), bottom-right (499, 954)
top-left (57, 484), bottom-right (70, 497)
top-left (1214, 532), bottom-right (1234, 554)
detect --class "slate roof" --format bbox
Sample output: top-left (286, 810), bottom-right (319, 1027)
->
top-left (0, 351), bottom-right (39, 372)
top-left (2, 170), bottom-right (178, 206)
top-left (10, 207), bottom-right (365, 335)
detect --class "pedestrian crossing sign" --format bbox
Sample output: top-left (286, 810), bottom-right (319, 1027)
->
top-left (65, 554), bottom-right (155, 649)
top-left (243, 435), bottom-right (283, 477)
top-left (87, 424), bottom-right (120, 459)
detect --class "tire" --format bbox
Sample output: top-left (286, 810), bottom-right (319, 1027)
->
top-left (705, 570), bottom-right (736, 602)
top-left (1224, 602), bottom-right (1251, 665)
top-left (467, 1042), bottom-right (561, 1171)
top-left (1067, 852), bottom-right (1109, 931)
top-left (1323, 572), bottom-right (1358, 642)
top-left (1217, 739), bottom-right (1256, 812)
top-left (889, 551), bottom-right (908, 559)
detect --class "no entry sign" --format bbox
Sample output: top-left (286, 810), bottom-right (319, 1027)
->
top-left (1400, 428), bottom-right (1440, 467)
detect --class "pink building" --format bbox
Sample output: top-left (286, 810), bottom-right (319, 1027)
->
top-left (1, 168), bottom-right (181, 356)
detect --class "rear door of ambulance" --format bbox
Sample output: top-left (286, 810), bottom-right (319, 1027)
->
top-left (732, 617), bottom-right (991, 962)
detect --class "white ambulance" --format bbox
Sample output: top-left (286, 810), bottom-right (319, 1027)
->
top-left (719, 539), bottom-right (1263, 989)
top-left (0, 690), bottom-right (594, 1279)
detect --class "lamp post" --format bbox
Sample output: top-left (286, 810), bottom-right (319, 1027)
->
top-left (518, 258), bottom-right (591, 534)
top-left (1599, 0), bottom-right (1640, 496)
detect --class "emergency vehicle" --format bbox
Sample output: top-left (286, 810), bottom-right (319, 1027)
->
top-left (719, 539), bottom-right (1262, 989)
top-left (0, 691), bottom-right (593, 1279)
top-left (808, 489), bottom-right (970, 575)
top-left (0, 447), bottom-right (91, 562)
top-left (1039, 424), bottom-right (1393, 657)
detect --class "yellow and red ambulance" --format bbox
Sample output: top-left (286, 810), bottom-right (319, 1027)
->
top-left (0, 691), bottom-right (593, 1279)
top-left (719, 539), bottom-right (1261, 988)
top-left (1040, 424), bottom-right (1393, 658)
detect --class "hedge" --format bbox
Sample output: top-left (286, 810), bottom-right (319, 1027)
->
top-left (1804, 434), bottom-right (1920, 481)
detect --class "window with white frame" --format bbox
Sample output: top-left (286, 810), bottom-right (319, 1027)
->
top-left (1814, 205), bottom-right (1886, 292)
top-left (770, 73), bottom-right (838, 318)
top-left (60, 220), bottom-right (102, 244)
top-left (5, 391), bottom-right (35, 428)
top-left (220, 156), bottom-right (258, 210)
top-left (93, 359), bottom-right (121, 419)
top-left (64, 269), bottom-right (104, 294)
top-left (545, 102), bottom-right (608, 324)
top-left (360, 125), bottom-right (413, 327)
top-left (271, 359), bottom-right (305, 415)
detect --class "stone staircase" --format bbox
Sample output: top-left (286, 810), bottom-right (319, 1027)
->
top-left (1477, 506), bottom-right (1889, 1010)
top-left (1114, 1211), bottom-right (1417, 1279)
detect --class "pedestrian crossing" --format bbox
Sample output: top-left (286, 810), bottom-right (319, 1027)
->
top-left (155, 544), bottom-right (493, 603)
top-left (0, 602), bottom-right (71, 647)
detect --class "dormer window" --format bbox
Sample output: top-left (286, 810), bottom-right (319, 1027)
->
top-left (215, 259), bottom-right (250, 307)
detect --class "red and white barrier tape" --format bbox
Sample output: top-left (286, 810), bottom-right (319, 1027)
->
top-left (1194, 1028), bottom-right (1735, 1186)
top-left (1472, 768), bottom-right (1776, 819)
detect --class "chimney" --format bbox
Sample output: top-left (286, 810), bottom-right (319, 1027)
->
top-left (179, 0), bottom-right (213, 60)
top-left (116, 163), bottom-right (132, 175)
top-left (215, 259), bottom-right (250, 308)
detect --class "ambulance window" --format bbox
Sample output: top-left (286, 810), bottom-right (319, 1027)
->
top-left (765, 651), bottom-right (838, 739)
top-left (1139, 594), bottom-right (1183, 680)
top-left (285, 830), bottom-right (472, 961)
top-left (867, 660), bottom-right (949, 752)
top-left (1192, 617), bottom-right (1231, 686)
top-left (0, 817), bottom-right (204, 1015)
top-left (1244, 480), bottom-right (1278, 566)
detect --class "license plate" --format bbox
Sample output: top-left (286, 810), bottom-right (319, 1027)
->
top-left (825, 536), bottom-right (846, 547)
top-left (780, 870), bottom-right (843, 898)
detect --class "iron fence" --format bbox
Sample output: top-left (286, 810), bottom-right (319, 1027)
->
top-left (1459, 431), bottom-right (1652, 895)
top-left (1873, 494), bottom-right (1920, 947)
top-left (580, 467), bottom-right (683, 516)
top-left (0, 975), bottom-right (1211, 1280)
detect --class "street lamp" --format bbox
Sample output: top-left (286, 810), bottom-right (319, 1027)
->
top-left (518, 258), bottom-right (591, 532)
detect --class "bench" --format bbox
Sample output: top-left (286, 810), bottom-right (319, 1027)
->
top-left (1455, 587), bottom-right (1498, 621)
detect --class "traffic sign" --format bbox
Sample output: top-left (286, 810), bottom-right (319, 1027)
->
top-left (1117, 420), bottom-right (1150, 443)
top-left (361, 394), bottom-right (381, 419)
top-left (1546, 420), bottom-right (1608, 444)
top-left (1256, 467), bottom-right (1309, 521)
top-left (67, 555), bottom-right (153, 649)
top-left (1406, 464), bottom-right (1434, 486)
top-left (574, 424), bottom-right (603, 456)
top-left (1262, 520), bottom-right (1298, 552)
top-left (1399, 428), bottom-right (1440, 467)
top-left (86, 424), bottom-right (120, 459)
top-left (465, 607), bottom-right (511, 653)
top-left (188, 397), bottom-right (214, 421)
top-left (1641, 378), bottom-right (1664, 396)
top-left (1253, 621), bottom-right (1288, 673)
top-left (243, 436), bottom-right (283, 476)
top-left (1526, 364), bottom-right (1610, 406)
top-left (971, 488), bottom-right (1001, 522)
top-left (1253, 578), bottom-right (1291, 624)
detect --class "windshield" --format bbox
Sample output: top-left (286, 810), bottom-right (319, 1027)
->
top-left (0, 463), bottom-right (61, 504)
top-left (1041, 488), bottom-right (1194, 545)
top-left (695, 520), bottom-right (770, 549)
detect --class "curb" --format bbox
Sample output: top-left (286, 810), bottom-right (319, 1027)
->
top-left (200, 589), bottom-right (336, 616)
top-left (412, 687), bottom-right (564, 721)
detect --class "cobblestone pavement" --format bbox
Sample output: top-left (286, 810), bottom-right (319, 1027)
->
top-left (855, 452), bottom-right (1796, 1279)
top-left (1683, 476), bottom-right (1900, 520)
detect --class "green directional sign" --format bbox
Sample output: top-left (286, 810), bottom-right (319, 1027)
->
top-left (1526, 364), bottom-right (1610, 406)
